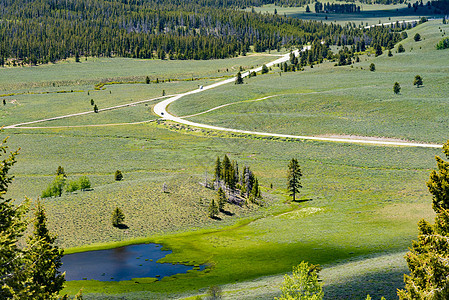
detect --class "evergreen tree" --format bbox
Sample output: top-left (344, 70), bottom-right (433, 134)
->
top-left (414, 33), bottom-right (421, 42)
top-left (25, 199), bottom-right (65, 300)
top-left (214, 156), bottom-right (222, 183)
top-left (115, 170), bottom-right (123, 181)
top-left (375, 44), bottom-right (383, 56)
top-left (393, 82), bottom-right (401, 94)
top-left (145, 76), bottom-right (150, 84)
top-left (287, 158), bottom-right (302, 202)
top-left (222, 155), bottom-right (232, 186)
top-left (208, 199), bottom-right (219, 218)
top-left (369, 63), bottom-right (376, 71)
top-left (112, 207), bottom-right (125, 227)
top-left (398, 44), bottom-right (405, 53)
top-left (235, 71), bottom-right (244, 84)
top-left (398, 141), bottom-right (449, 299)
top-left (0, 138), bottom-right (28, 299)
top-left (216, 187), bottom-right (227, 211)
top-left (94, 104), bottom-right (99, 113)
top-left (56, 166), bottom-right (65, 177)
top-left (261, 64), bottom-right (269, 74)
top-left (413, 75), bottom-right (423, 88)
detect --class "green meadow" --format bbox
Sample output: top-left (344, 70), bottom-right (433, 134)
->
top-left (0, 17), bottom-right (447, 300)
top-left (173, 20), bottom-right (449, 144)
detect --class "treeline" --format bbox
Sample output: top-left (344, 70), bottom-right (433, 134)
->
top-left (341, 0), bottom-right (405, 4)
top-left (315, 2), bottom-right (361, 13)
top-left (0, 0), bottom-right (404, 65)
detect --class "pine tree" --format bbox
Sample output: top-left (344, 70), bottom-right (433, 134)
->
top-left (235, 72), bottom-right (243, 84)
top-left (25, 199), bottom-right (65, 300)
top-left (94, 104), bottom-right (99, 113)
top-left (112, 207), bottom-right (125, 227)
top-left (287, 158), bottom-right (302, 202)
top-left (0, 138), bottom-right (28, 299)
top-left (145, 76), bottom-right (150, 84)
top-left (261, 64), bottom-right (269, 74)
top-left (214, 156), bottom-right (221, 183)
top-left (222, 155), bottom-right (232, 186)
top-left (398, 141), bottom-right (449, 299)
top-left (208, 199), bottom-right (219, 218)
top-left (115, 170), bottom-right (123, 181)
top-left (217, 187), bottom-right (227, 211)
top-left (413, 75), bottom-right (423, 88)
top-left (393, 82), bottom-right (401, 94)
top-left (56, 166), bottom-right (65, 177)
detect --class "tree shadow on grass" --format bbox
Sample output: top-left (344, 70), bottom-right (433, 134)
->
top-left (292, 198), bottom-right (313, 204)
top-left (220, 209), bottom-right (234, 216)
top-left (323, 269), bottom-right (407, 300)
top-left (115, 224), bottom-right (129, 229)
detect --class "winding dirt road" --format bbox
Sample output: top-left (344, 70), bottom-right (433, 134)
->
top-left (153, 52), bottom-right (441, 149)
top-left (4, 50), bottom-right (442, 149)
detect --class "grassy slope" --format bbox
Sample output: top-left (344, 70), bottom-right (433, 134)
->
top-left (0, 21), bottom-right (446, 299)
top-left (171, 20), bottom-right (449, 144)
top-left (0, 55), bottom-right (274, 126)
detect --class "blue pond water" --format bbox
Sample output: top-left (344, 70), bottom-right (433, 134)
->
top-left (61, 243), bottom-right (204, 281)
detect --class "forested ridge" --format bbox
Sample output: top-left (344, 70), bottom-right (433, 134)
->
top-left (0, 0), bottom-right (404, 65)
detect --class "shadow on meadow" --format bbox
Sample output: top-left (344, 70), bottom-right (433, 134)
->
top-left (323, 269), bottom-right (407, 300)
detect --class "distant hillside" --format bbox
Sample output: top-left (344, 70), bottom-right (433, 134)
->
top-left (0, 0), bottom-right (403, 65)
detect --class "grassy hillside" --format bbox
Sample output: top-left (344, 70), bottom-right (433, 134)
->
top-left (1, 19), bottom-right (446, 300)
top-left (172, 20), bottom-right (449, 144)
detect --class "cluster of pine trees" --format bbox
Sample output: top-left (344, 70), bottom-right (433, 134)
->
top-left (315, 2), bottom-right (361, 13)
top-left (213, 155), bottom-right (262, 206)
top-left (0, 0), bottom-right (404, 65)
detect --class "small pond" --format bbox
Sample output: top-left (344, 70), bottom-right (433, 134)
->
top-left (61, 243), bottom-right (205, 281)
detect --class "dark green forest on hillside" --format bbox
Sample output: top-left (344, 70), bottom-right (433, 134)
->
top-left (0, 0), bottom-right (406, 64)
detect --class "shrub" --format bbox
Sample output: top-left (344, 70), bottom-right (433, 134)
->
top-left (79, 176), bottom-right (91, 190)
top-left (436, 37), bottom-right (449, 50)
top-left (66, 180), bottom-right (80, 193)
top-left (41, 175), bottom-right (66, 198)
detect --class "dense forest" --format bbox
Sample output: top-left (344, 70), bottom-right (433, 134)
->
top-left (0, 0), bottom-right (406, 65)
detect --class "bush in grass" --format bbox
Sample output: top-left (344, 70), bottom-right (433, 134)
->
top-left (275, 261), bottom-right (323, 300)
top-left (436, 37), bottom-right (449, 49)
top-left (207, 286), bottom-right (222, 299)
top-left (115, 170), bottom-right (123, 181)
top-left (369, 63), bottom-right (375, 72)
top-left (79, 176), bottom-right (91, 190)
top-left (66, 180), bottom-right (79, 193)
top-left (398, 44), bottom-right (405, 53)
top-left (42, 175), bottom-right (66, 198)
top-left (112, 207), bottom-right (125, 227)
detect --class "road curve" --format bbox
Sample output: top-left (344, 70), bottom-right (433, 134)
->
top-left (153, 53), bottom-right (441, 149)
